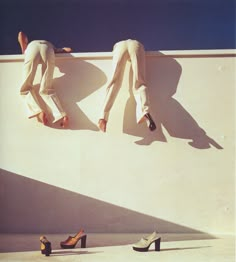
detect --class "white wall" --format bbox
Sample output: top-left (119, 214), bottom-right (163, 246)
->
top-left (0, 50), bottom-right (235, 235)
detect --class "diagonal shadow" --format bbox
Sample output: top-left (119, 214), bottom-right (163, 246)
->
top-left (50, 250), bottom-right (103, 257)
top-left (123, 52), bottom-right (223, 149)
top-left (31, 55), bottom-right (107, 130)
top-left (160, 245), bottom-right (212, 252)
top-left (0, 168), bottom-right (215, 252)
top-left (54, 57), bottom-right (107, 130)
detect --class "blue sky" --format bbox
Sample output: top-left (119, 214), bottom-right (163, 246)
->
top-left (0, 0), bottom-right (235, 54)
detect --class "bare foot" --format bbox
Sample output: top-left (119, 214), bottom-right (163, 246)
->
top-left (60, 116), bottom-right (69, 128)
top-left (17, 31), bottom-right (28, 54)
top-left (37, 112), bottom-right (48, 125)
top-left (98, 119), bottom-right (107, 132)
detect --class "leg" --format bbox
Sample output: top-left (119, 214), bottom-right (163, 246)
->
top-left (20, 47), bottom-right (44, 119)
top-left (39, 44), bottom-right (68, 126)
top-left (98, 41), bottom-right (128, 131)
top-left (128, 40), bottom-right (156, 130)
top-left (128, 40), bottom-right (148, 122)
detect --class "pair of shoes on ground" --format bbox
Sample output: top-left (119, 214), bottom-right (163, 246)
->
top-left (40, 229), bottom-right (160, 256)
top-left (132, 231), bottom-right (161, 252)
top-left (40, 229), bottom-right (86, 256)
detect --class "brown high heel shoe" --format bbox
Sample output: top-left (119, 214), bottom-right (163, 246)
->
top-left (60, 229), bottom-right (87, 249)
top-left (40, 236), bottom-right (52, 256)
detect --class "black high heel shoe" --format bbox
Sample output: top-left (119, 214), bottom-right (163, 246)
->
top-left (60, 229), bottom-right (87, 249)
top-left (40, 236), bottom-right (52, 256)
top-left (144, 113), bottom-right (156, 131)
top-left (132, 231), bottom-right (161, 252)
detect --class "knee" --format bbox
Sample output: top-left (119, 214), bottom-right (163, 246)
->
top-left (20, 90), bottom-right (29, 95)
top-left (39, 89), bottom-right (48, 96)
top-left (135, 82), bottom-right (147, 91)
top-left (39, 87), bottom-right (54, 96)
top-left (20, 84), bottom-right (31, 95)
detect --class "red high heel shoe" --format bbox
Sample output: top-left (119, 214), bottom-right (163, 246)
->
top-left (60, 116), bottom-right (69, 128)
top-left (60, 229), bottom-right (87, 249)
top-left (37, 112), bottom-right (48, 126)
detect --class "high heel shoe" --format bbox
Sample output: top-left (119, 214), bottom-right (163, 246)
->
top-left (98, 119), bottom-right (107, 132)
top-left (37, 112), bottom-right (48, 126)
top-left (60, 229), bottom-right (87, 249)
top-left (40, 236), bottom-right (52, 256)
top-left (144, 113), bottom-right (156, 131)
top-left (132, 231), bottom-right (161, 252)
top-left (60, 116), bottom-right (69, 128)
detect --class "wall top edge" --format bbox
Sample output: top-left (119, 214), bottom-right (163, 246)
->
top-left (0, 49), bottom-right (235, 62)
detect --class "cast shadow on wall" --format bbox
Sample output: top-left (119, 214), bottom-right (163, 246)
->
top-left (123, 52), bottom-right (223, 149)
top-left (0, 168), bottom-right (215, 252)
top-left (34, 56), bottom-right (107, 130)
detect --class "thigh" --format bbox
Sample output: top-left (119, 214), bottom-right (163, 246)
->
top-left (128, 40), bottom-right (146, 82)
top-left (128, 40), bottom-right (145, 70)
top-left (111, 41), bottom-right (129, 78)
top-left (40, 43), bottom-right (55, 86)
top-left (21, 45), bottom-right (40, 91)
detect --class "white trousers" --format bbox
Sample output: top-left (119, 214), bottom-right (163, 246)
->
top-left (20, 40), bottom-right (66, 122)
top-left (100, 39), bottom-right (150, 123)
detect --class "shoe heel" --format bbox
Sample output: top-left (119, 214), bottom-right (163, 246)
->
top-left (81, 235), bottom-right (87, 248)
top-left (40, 243), bottom-right (45, 254)
top-left (45, 242), bottom-right (52, 256)
top-left (155, 238), bottom-right (161, 251)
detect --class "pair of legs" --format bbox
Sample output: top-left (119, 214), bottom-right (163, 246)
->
top-left (20, 40), bottom-right (68, 127)
top-left (98, 39), bottom-right (156, 132)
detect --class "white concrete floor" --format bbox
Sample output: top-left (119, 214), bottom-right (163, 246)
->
top-left (0, 234), bottom-right (235, 262)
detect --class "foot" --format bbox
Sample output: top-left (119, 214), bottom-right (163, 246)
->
top-left (98, 119), bottom-right (107, 132)
top-left (60, 116), bottom-right (69, 128)
top-left (144, 113), bottom-right (156, 131)
top-left (17, 31), bottom-right (28, 54)
top-left (37, 112), bottom-right (48, 125)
